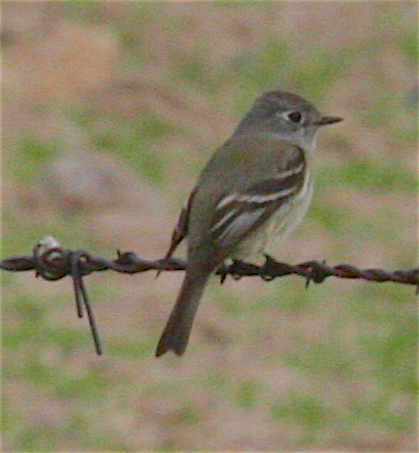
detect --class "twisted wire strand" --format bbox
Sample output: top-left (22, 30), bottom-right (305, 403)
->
top-left (2, 238), bottom-right (417, 355)
top-left (2, 246), bottom-right (417, 287)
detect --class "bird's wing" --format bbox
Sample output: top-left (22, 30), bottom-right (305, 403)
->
top-left (159, 189), bottom-right (196, 271)
top-left (210, 150), bottom-right (306, 249)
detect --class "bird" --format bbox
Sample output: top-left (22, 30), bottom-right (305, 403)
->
top-left (156, 89), bottom-right (342, 356)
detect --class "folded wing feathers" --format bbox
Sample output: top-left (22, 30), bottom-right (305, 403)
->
top-left (211, 152), bottom-right (306, 247)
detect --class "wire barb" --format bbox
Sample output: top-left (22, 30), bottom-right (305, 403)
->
top-left (70, 250), bottom-right (103, 355)
top-left (2, 237), bottom-right (418, 354)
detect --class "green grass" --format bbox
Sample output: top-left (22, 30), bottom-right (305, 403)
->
top-left (2, 2), bottom-right (417, 451)
top-left (5, 137), bottom-right (59, 184)
top-left (319, 159), bottom-right (417, 193)
top-left (234, 380), bottom-right (259, 410)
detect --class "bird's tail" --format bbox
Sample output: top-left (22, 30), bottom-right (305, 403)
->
top-left (155, 268), bottom-right (211, 357)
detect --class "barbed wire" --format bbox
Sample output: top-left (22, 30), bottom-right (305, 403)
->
top-left (2, 236), bottom-right (418, 355)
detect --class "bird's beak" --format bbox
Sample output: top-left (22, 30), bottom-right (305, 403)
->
top-left (315, 115), bottom-right (343, 126)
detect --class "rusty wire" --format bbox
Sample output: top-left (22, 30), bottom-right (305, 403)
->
top-left (2, 237), bottom-right (418, 355)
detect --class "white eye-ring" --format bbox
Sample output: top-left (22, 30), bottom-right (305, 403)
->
top-left (279, 110), bottom-right (304, 124)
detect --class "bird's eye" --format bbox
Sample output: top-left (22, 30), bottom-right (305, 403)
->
top-left (286, 110), bottom-right (303, 123)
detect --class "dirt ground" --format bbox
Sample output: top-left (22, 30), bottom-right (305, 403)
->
top-left (2, 2), bottom-right (417, 451)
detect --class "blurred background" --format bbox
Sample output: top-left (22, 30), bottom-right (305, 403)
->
top-left (2, 2), bottom-right (417, 451)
